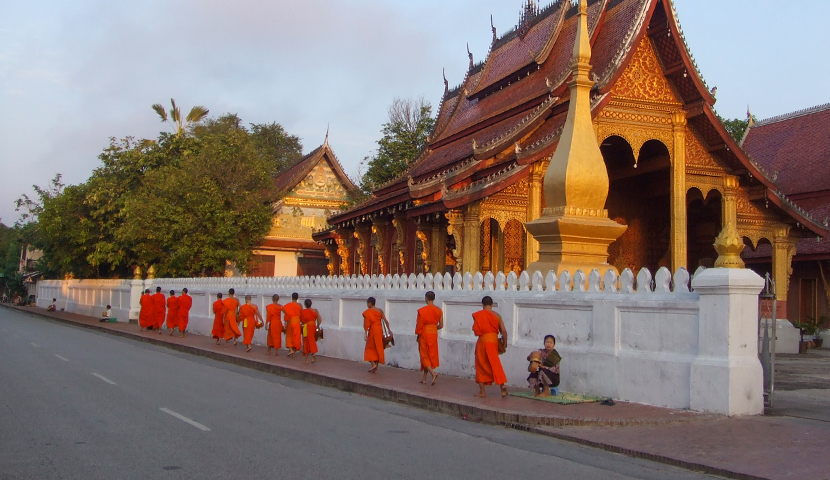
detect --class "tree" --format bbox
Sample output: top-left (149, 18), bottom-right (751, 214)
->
top-left (718, 114), bottom-right (757, 143)
top-left (359, 97), bottom-right (435, 194)
top-left (249, 122), bottom-right (303, 174)
top-left (152, 99), bottom-right (209, 137)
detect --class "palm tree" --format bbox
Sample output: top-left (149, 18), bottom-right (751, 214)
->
top-left (152, 99), bottom-right (209, 137)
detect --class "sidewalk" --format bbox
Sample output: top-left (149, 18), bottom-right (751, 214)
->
top-left (7, 304), bottom-right (829, 480)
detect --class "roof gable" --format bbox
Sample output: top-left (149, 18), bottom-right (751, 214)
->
top-left (273, 141), bottom-right (358, 197)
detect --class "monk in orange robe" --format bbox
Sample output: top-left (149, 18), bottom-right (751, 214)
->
top-left (239, 295), bottom-right (263, 353)
top-left (363, 297), bottom-right (391, 373)
top-left (300, 299), bottom-right (322, 364)
top-left (138, 289), bottom-right (153, 331)
top-left (211, 293), bottom-right (225, 344)
top-left (282, 293), bottom-right (303, 357)
top-left (472, 295), bottom-right (508, 397)
top-left (151, 287), bottom-right (166, 334)
top-left (222, 288), bottom-right (241, 346)
top-left (266, 294), bottom-right (283, 356)
top-left (416, 291), bottom-right (443, 385)
top-left (166, 290), bottom-right (180, 334)
top-left (176, 288), bottom-right (192, 337)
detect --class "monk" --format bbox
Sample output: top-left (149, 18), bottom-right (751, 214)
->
top-left (176, 288), bottom-right (192, 338)
top-left (222, 288), bottom-right (241, 346)
top-left (300, 299), bottom-right (322, 364)
top-left (266, 294), bottom-right (283, 356)
top-left (166, 290), bottom-right (180, 335)
top-left (239, 295), bottom-right (263, 353)
top-left (151, 287), bottom-right (166, 334)
top-left (472, 295), bottom-right (508, 398)
top-left (138, 289), bottom-right (153, 331)
top-left (211, 293), bottom-right (225, 344)
top-left (363, 297), bottom-right (391, 374)
top-left (416, 291), bottom-right (443, 385)
top-left (282, 293), bottom-right (303, 357)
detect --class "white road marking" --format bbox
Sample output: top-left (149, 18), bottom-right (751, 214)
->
top-left (31, 343), bottom-right (40, 348)
top-left (91, 373), bottom-right (116, 385)
top-left (55, 354), bottom-right (69, 362)
top-left (159, 408), bottom-right (211, 432)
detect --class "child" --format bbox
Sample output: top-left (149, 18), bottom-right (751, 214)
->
top-left (47, 298), bottom-right (57, 312)
top-left (100, 305), bottom-right (112, 322)
top-left (527, 334), bottom-right (561, 397)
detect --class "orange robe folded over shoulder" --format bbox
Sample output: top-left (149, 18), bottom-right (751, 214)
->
top-left (283, 302), bottom-right (302, 350)
top-left (300, 308), bottom-right (318, 356)
top-left (138, 294), bottom-right (153, 329)
top-left (239, 304), bottom-right (258, 346)
top-left (416, 304), bottom-right (441, 371)
top-left (266, 303), bottom-right (283, 349)
top-left (178, 293), bottom-right (192, 331)
top-left (223, 297), bottom-right (241, 340)
top-left (212, 300), bottom-right (226, 340)
top-left (166, 295), bottom-right (180, 330)
top-left (472, 310), bottom-right (506, 386)
top-left (152, 292), bottom-right (166, 329)
top-left (363, 308), bottom-right (384, 364)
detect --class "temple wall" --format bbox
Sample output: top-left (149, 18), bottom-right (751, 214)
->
top-left (37, 267), bottom-right (765, 415)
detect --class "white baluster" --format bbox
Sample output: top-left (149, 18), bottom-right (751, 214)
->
top-left (587, 269), bottom-right (602, 293)
top-left (424, 273), bottom-right (434, 290)
top-left (463, 272), bottom-right (474, 291)
top-left (494, 272), bottom-right (505, 291)
top-left (673, 267), bottom-right (691, 293)
top-left (484, 271), bottom-right (495, 291)
top-left (620, 269), bottom-right (635, 293)
top-left (636, 268), bottom-right (653, 293)
top-left (453, 272), bottom-right (463, 291)
top-left (433, 273), bottom-right (444, 291)
top-left (506, 271), bottom-right (518, 291)
top-left (559, 271), bottom-right (572, 292)
top-left (545, 271), bottom-right (558, 292)
top-left (573, 270), bottom-right (587, 292)
top-left (603, 269), bottom-right (619, 293)
top-left (532, 271), bottom-right (544, 292)
top-left (519, 271), bottom-right (531, 292)
top-left (473, 272), bottom-right (484, 291)
top-left (654, 267), bottom-right (672, 293)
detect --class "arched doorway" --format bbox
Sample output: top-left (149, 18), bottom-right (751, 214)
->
top-left (686, 188), bottom-right (722, 269)
top-left (602, 136), bottom-right (672, 272)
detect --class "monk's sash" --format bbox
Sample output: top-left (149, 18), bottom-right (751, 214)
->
top-left (289, 316), bottom-right (301, 325)
top-left (423, 325), bottom-right (438, 334)
top-left (479, 332), bottom-right (499, 343)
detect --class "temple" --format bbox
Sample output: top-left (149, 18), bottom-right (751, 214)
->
top-left (250, 137), bottom-right (358, 277)
top-left (313, 0), bottom-right (827, 300)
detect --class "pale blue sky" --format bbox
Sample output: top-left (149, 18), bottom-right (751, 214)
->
top-left (1, 0), bottom-right (828, 224)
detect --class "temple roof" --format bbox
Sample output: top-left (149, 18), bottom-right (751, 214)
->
top-left (325, 0), bottom-right (826, 239)
top-left (273, 138), bottom-right (358, 196)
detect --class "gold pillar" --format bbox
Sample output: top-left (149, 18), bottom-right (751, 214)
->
top-left (526, 160), bottom-right (545, 266)
top-left (415, 224), bottom-right (431, 274)
top-left (324, 243), bottom-right (338, 276)
top-left (462, 201), bottom-right (481, 274)
top-left (354, 224), bottom-right (372, 275)
top-left (772, 225), bottom-right (796, 304)
top-left (430, 220), bottom-right (446, 275)
top-left (671, 111), bottom-right (688, 271)
top-left (393, 211), bottom-right (407, 273)
top-left (336, 227), bottom-right (353, 276)
top-left (713, 175), bottom-right (745, 268)
top-left (447, 209), bottom-right (464, 273)
top-left (372, 218), bottom-right (389, 274)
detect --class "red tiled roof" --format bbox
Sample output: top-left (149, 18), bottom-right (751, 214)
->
top-left (742, 103), bottom-right (830, 196)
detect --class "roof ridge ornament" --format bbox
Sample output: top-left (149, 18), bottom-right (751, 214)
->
top-left (518, 0), bottom-right (538, 39)
top-left (467, 43), bottom-right (474, 71)
top-left (443, 68), bottom-right (449, 96)
top-left (491, 14), bottom-right (497, 42)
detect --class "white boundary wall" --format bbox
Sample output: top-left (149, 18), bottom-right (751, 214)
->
top-left (38, 266), bottom-right (765, 415)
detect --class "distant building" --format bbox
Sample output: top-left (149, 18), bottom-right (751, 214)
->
top-left (743, 103), bottom-right (830, 323)
top-left (248, 138), bottom-right (358, 277)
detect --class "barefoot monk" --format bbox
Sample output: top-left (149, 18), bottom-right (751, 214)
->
top-left (472, 296), bottom-right (508, 398)
top-left (416, 291), bottom-right (443, 385)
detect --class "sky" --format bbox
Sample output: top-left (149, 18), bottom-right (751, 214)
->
top-left (1, 0), bottom-right (828, 225)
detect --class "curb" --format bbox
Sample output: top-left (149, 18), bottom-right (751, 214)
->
top-left (3, 304), bottom-right (765, 479)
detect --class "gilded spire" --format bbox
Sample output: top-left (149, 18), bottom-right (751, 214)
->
top-left (572, 0), bottom-right (592, 71)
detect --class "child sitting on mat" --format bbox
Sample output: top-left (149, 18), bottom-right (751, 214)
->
top-left (527, 334), bottom-right (561, 397)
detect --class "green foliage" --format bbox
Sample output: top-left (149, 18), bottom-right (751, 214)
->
top-left (152, 99), bottom-right (210, 137)
top-left (249, 121), bottom-right (303, 175)
top-left (359, 98), bottom-right (435, 195)
top-left (718, 115), bottom-right (758, 143)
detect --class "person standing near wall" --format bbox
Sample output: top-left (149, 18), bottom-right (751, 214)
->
top-left (239, 295), bottom-right (263, 353)
top-left (416, 291), bottom-right (443, 385)
top-left (139, 289), bottom-right (153, 331)
top-left (283, 293), bottom-right (302, 358)
top-left (472, 296), bottom-right (508, 398)
top-left (166, 290), bottom-right (180, 335)
top-left (266, 294), bottom-right (283, 356)
top-left (363, 297), bottom-right (391, 374)
top-left (211, 293), bottom-right (225, 345)
top-left (176, 288), bottom-right (192, 338)
top-left (300, 299), bottom-right (322, 364)
top-left (152, 287), bottom-right (166, 334)
top-left (222, 288), bottom-right (241, 346)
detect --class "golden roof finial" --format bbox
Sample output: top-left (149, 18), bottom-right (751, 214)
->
top-left (572, 0), bottom-right (592, 75)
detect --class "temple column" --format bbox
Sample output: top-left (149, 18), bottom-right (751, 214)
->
top-left (324, 242), bottom-right (339, 276)
top-left (354, 224), bottom-right (372, 275)
top-left (430, 219), bottom-right (447, 275)
top-left (772, 225), bottom-right (797, 316)
top-left (371, 217), bottom-right (389, 275)
top-left (671, 111), bottom-right (688, 272)
top-left (415, 222), bottom-right (432, 274)
top-left (462, 201), bottom-right (481, 274)
top-left (335, 227), bottom-right (354, 276)
top-left (526, 160), bottom-right (545, 267)
top-left (714, 175), bottom-right (745, 268)
top-left (392, 211), bottom-right (407, 275)
top-left (447, 209), bottom-right (464, 274)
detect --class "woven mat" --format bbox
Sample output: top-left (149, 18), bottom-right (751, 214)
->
top-left (510, 390), bottom-right (605, 405)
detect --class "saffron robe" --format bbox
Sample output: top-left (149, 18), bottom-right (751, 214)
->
top-left (363, 308), bottom-right (384, 364)
top-left (416, 304), bottom-right (442, 371)
top-left (266, 304), bottom-right (283, 349)
top-left (240, 304), bottom-right (257, 346)
top-left (223, 297), bottom-right (241, 340)
top-left (166, 295), bottom-right (180, 330)
top-left (472, 310), bottom-right (506, 385)
top-left (211, 300), bottom-right (226, 340)
top-left (151, 292), bottom-right (166, 329)
top-left (177, 293), bottom-right (192, 331)
top-left (300, 308), bottom-right (318, 356)
top-left (283, 302), bottom-right (302, 350)
top-left (138, 294), bottom-right (153, 329)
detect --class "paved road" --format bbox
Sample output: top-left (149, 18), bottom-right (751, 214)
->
top-left (0, 308), bottom-right (717, 480)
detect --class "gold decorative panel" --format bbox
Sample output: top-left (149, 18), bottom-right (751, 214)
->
top-left (290, 161), bottom-right (350, 201)
top-left (612, 38), bottom-right (681, 104)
